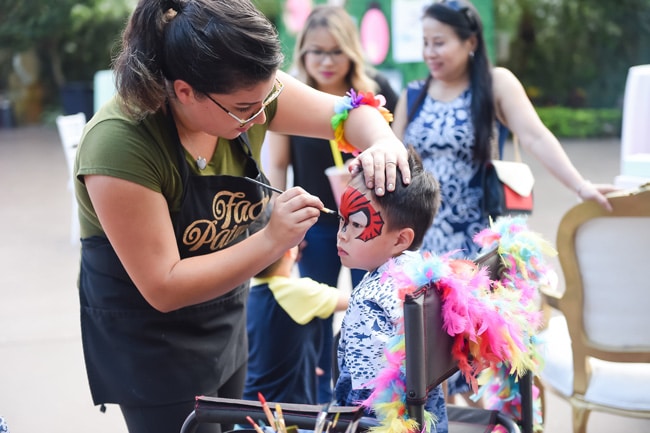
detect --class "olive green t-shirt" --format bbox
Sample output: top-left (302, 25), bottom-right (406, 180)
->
top-left (75, 97), bottom-right (277, 238)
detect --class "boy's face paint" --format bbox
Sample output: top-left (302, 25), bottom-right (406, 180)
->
top-left (338, 186), bottom-right (384, 241)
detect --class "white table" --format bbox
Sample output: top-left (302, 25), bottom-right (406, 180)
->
top-left (615, 64), bottom-right (650, 188)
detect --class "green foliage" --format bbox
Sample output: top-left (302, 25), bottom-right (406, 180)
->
top-left (60, 2), bottom-right (131, 82)
top-left (536, 107), bottom-right (622, 138)
top-left (0, 0), bottom-right (132, 87)
top-left (0, 1), bottom-right (76, 50)
top-left (252, 0), bottom-right (281, 25)
top-left (1, 0), bottom-right (645, 132)
top-left (496, 0), bottom-right (650, 108)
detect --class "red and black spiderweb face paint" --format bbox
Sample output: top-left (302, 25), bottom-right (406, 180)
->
top-left (339, 186), bottom-right (384, 242)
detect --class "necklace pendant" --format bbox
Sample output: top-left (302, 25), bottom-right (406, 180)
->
top-left (196, 156), bottom-right (207, 170)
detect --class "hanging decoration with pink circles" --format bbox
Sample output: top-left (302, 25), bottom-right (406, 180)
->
top-left (360, 5), bottom-right (390, 66)
top-left (282, 0), bottom-right (313, 35)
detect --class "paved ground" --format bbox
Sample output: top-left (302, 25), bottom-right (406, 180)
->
top-left (1, 125), bottom-right (649, 432)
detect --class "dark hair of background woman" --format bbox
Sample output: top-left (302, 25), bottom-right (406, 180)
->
top-left (407, 0), bottom-right (495, 163)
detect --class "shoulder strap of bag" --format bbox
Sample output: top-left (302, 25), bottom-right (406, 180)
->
top-left (496, 121), bottom-right (509, 160)
top-left (406, 82), bottom-right (421, 119)
top-left (513, 135), bottom-right (522, 162)
top-left (406, 79), bottom-right (430, 123)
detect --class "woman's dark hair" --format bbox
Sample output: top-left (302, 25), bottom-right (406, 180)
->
top-left (113, 0), bottom-right (284, 118)
top-left (408, 0), bottom-right (495, 163)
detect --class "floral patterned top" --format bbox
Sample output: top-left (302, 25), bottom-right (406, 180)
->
top-left (404, 81), bottom-right (488, 259)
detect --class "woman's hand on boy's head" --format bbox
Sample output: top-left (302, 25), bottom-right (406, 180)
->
top-left (348, 138), bottom-right (410, 196)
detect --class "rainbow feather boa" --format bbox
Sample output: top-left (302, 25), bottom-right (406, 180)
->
top-left (360, 216), bottom-right (556, 433)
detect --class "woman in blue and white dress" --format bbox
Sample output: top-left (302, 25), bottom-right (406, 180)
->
top-left (392, 0), bottom-right (614, 260)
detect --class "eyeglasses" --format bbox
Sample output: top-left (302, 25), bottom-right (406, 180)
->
top-left (204, 78), bottom-right (284, 127)
top-left (304, 49), bottom-right (347, 63)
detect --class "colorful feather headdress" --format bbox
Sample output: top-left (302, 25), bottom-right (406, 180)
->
top-left (360, 216), bottom-right (556, 433)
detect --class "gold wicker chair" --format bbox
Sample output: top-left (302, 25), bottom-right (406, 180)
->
top-left (539, 183), bottom-right (650, 433)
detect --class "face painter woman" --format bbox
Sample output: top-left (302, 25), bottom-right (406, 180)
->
top-left (73, 1), bottom-right (410, 432)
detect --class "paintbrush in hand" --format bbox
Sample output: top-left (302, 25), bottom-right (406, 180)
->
top-left (244, 177), bottom-right (339, 217)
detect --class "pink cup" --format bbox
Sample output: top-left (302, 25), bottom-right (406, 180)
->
top-left (324, 165), bottom-right (351, 208)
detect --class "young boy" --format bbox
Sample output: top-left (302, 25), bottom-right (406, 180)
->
top-left (334, 147), bottom-right (447, 431)
top-left (244, 208), bottom-right (349, 405)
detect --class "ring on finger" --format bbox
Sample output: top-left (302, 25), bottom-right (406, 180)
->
top-left (386, 161), bottom-right (397, 166)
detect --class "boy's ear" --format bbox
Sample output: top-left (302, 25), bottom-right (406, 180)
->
top-left (393, 227), bottom-right (415, 252)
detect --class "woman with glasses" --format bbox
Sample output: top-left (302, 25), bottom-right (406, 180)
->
top-left (390, 0), bottom-right (616, 406)
top-left (265, 6), bottom-right (397, 404)
top-left (73, 1), bottom-right (409, 432)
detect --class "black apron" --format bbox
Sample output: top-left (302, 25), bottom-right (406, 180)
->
top-left (79, 119), bottom-right (271, 407)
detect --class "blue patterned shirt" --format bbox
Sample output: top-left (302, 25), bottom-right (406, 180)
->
top-left (336, 252), bottom-right (418, 390)
top-left (335, 251), bottom-right (448, 432)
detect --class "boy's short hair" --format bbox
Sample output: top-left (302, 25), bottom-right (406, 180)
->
top-left (373, 146), bottom-right (440, 250)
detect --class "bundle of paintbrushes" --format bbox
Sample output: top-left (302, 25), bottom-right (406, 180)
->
top-left (190, 395), bottom-right (363, 433)
top-left (250, 393), bottom-right (339, 433)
